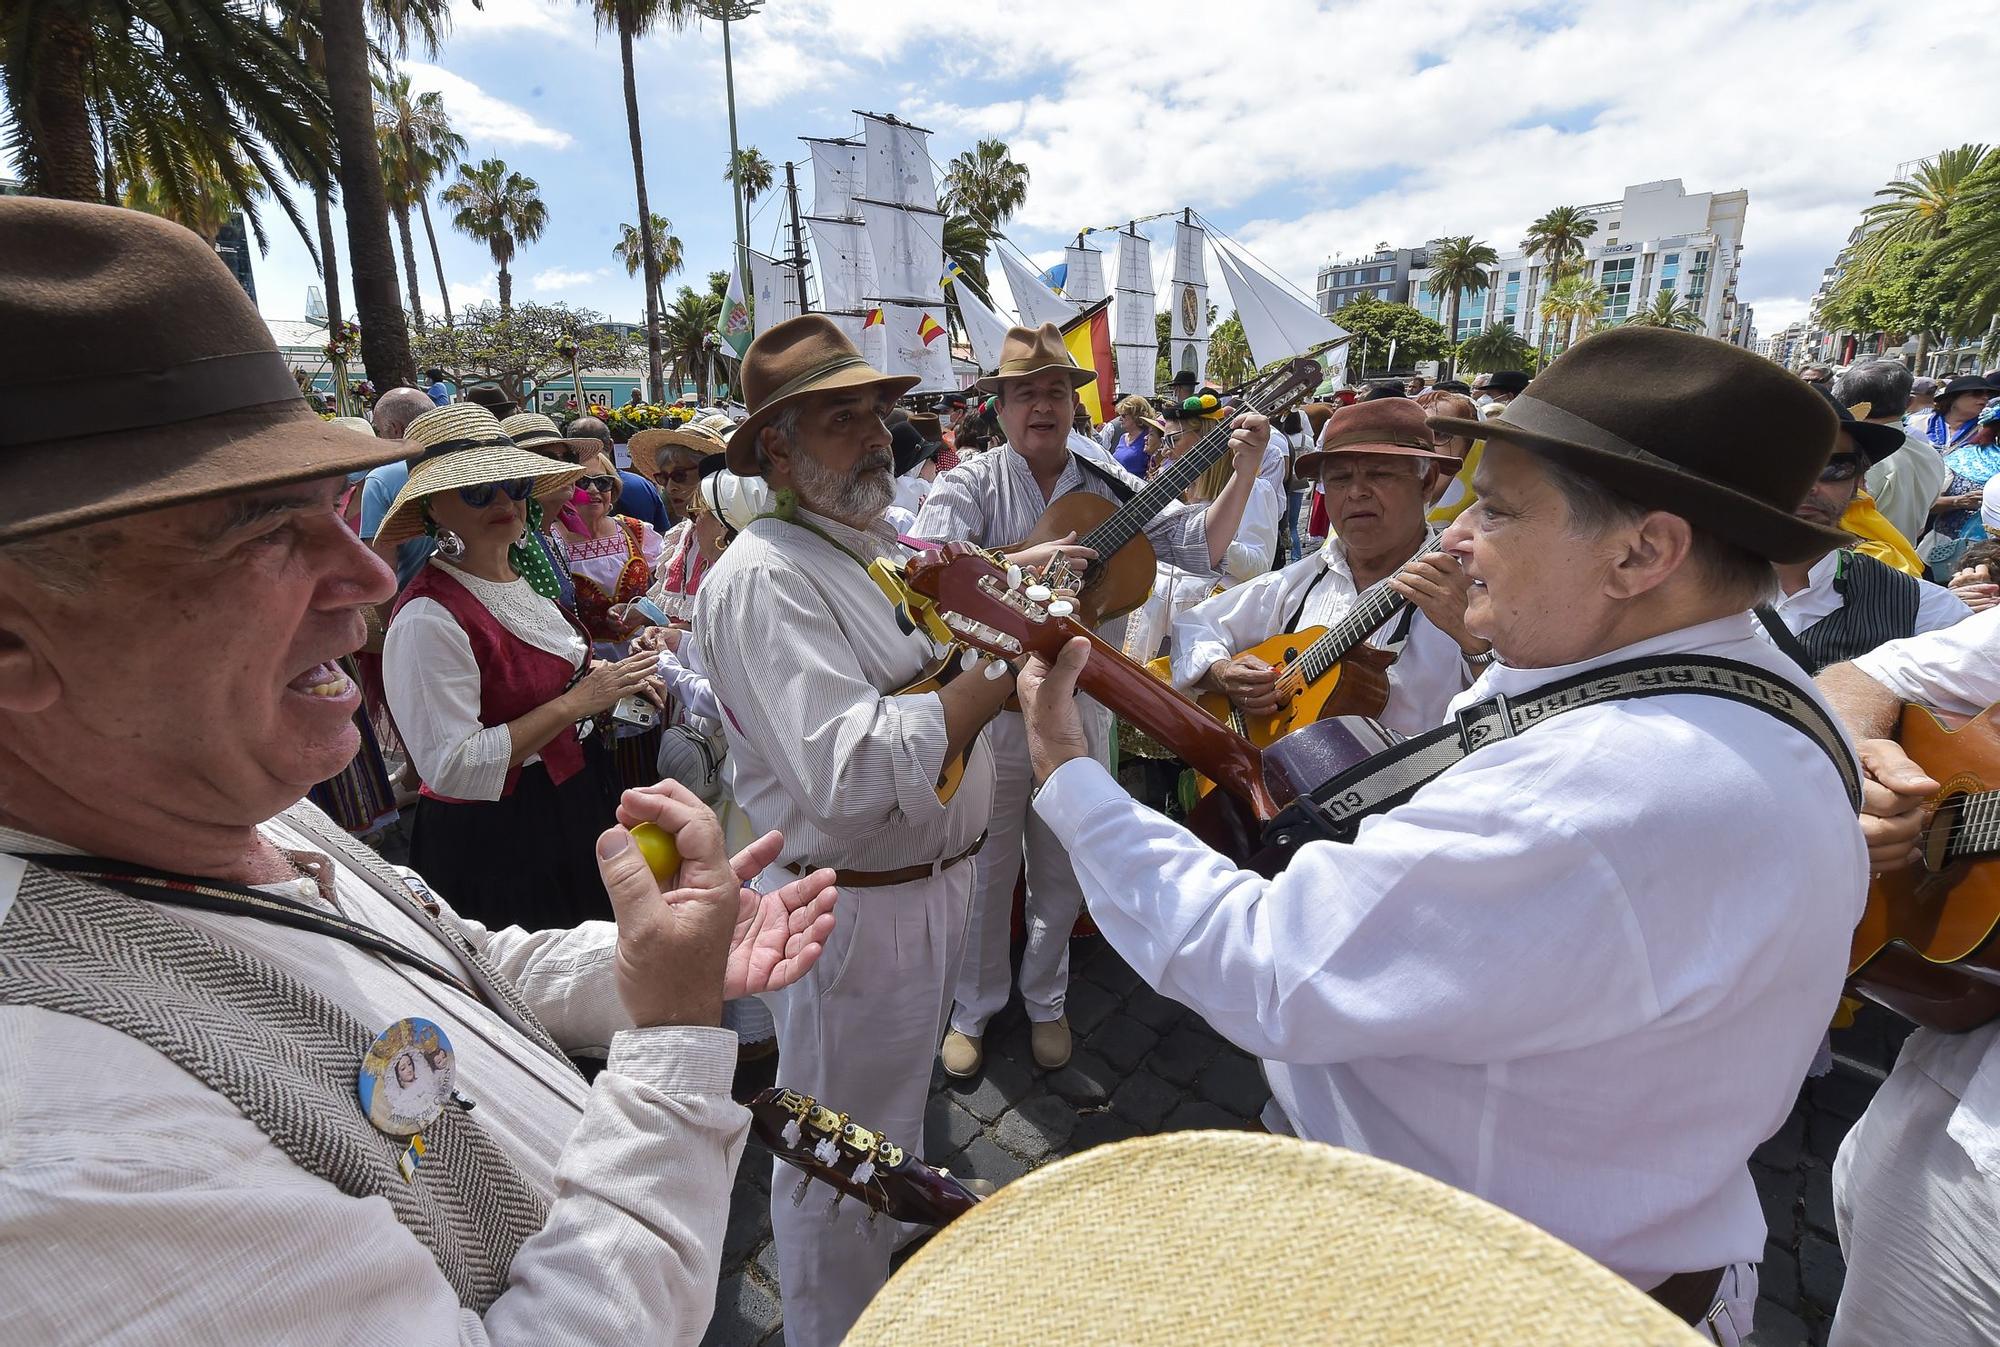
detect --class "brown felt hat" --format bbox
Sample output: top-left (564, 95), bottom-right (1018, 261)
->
top-left (0, 198), bottom-right (404, 543)
top-left (973, 322), bottom-right (1095, 394)
top-left (1428, 327), bottom-right (1845, 563)
top-left (1295, 398), bottom-right (1458, 478)
top-left (727, 314), bottom-right (919, 474)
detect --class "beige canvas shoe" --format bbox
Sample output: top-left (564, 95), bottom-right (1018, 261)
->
top-left (1030, 1015), bottom-right (1072, 1070)
top-left (941, 1029), bottom-right (984, 1079)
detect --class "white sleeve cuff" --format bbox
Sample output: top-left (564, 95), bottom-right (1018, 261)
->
top-left (1032, 757), bottom-right (1129, 850)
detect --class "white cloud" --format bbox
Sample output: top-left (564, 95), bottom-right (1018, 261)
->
top-left (403, 63), bottom-right (575, 149)
top-left (532, 265), bottom-right (610, 292)
top-left (449, 272), bottom-right (498, 309)
top-left (450, 0), bottom-right (583, 38)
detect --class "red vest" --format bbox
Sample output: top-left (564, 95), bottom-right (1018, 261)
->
top-left (395, 565), bottom-right (585, 800)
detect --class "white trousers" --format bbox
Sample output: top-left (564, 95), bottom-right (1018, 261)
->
top-left (1830, 1056), bottom-right (2000, 1347)
top-left (948, 706), bottom-right (1108, 1037)
top-left (764, 864), bottom-right (972, 1347)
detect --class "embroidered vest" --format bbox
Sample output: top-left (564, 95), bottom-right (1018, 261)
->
top-left (569, 517), bottom-right (654, 644)
top-left (395, 565), bottom-right (585, 798)
top-left (0, 801), bottom-right (565, 1311)
top-left (1794, 551), bottom-right (1921, 675)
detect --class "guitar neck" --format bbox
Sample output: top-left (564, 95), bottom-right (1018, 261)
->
top-left (1295, 580), bottom-right (1410, 682)
top-left (1947, 788), bottom-right (2000, 863)
top-left (1078, 410), bottom-right (1247, 559)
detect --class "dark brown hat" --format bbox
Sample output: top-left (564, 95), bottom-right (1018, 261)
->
top-left (1428, 327), bottom-right (1844, 563)
top-left (728, 314), bottom-right (918, 474)
top-left (1294, 398), bottom-right (1457, 477)
top-left (462, 385), bottom-right (519, 418)
top-left (0, 198), bottom-right (404, 543)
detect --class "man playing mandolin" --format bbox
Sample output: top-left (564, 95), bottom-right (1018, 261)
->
top-left (913, 322), bottom-right (1269, 1080)
top-left (1014, 327), bottom-right (1867, 1342)
top-left (1170, 398), bottom-right (1485, 739)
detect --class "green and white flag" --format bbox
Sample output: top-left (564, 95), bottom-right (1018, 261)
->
top-left (716, 266), bottom-right (753, 359)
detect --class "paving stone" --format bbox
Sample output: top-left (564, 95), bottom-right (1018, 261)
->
top-left (1162, 1099), bottom-right (1245, 1132)
top-left (925, 1094), bottom-right (982, 1159)
top-left (1197, 1051), bottom-right (1271, 1117)
top-left (1149, 1023), bottom-right (1223, 1087)
top-left (1088, 1013), bottom-right (1160, 1073)
top-left (700, 1269), bottom-right (783, 1347)
top-left (723, 1176), bottom-right (769, 1269)
top-left (1809, 1068), bottom-right (1878, 1125)
top-left (1064, 978), bottom-right (1119, 1037)
top-left (1085, 952), bottom-right (1142, 998)
top-left (948, 1052), bottom-right (1034, 1123)
top-left (1805, 1109), bottom-right (1854, 1167)
top-left (1124, 985), bottom-right (1188, 1033)
top-left (752, 1239), bottom-right (781, 1289)
top-left (997, 1093), bottom-right (1077, 1159)
top-left (1747, 1299), bottom-right (1810, 1347)
top-left (1069, 1110), bottom-right (1143, 1155)
top-left (1752, 1161), bottom-right (1796, 1244)
top-left (1798, 1231), bottom-right (1846, 1316)
top-left (1045, 1047), bottom-right (1119, 1107)
top-left (1802, 1163), bottom-right (1837, 1238)
top-left (951, 1135), bottom-right (1029, 1189)
top-left (1760, 1240), bottom-right (1799, 1304)
top-left (1753, 1107), bottom-right (1807, 1171)
top-left (1109, 1069), bottom-right (1181, 1131)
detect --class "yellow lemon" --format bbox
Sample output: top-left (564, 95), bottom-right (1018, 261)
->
top-left (629, 822), bottom-right (681, 884)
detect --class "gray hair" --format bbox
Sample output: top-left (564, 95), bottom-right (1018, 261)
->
top-left (1538, 457), bottom-right (1775, 606)
top-left (752, 404), bottom-right (803, 477)
top-left (370, 386), bottom-right (437, 440)
top-left (0, 525), bottom-right (118, 597)
top-left (1835, 360), bottom-right (1914, 420)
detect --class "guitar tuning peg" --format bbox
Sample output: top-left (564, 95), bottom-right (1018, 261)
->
top-left (982, 658), bottom-right (1007, 681)
top-left (825, 1187), bottom-right (845, 1217)
top-left (814, 1137), bottom-right (841, 1166)
top-left (781, 1119), bottom-right (803, 1148)
top-left (1047, 600), bottom-right (1075, 619)
top-left (960, 648), bottom-right (979, 673)
top-left (1024, 584), bottom-right (1053, 603)
top-left (853, 1207), bottom-right (882, 1238)
top-left (1006, 563), bottom-right (1024, 590)
top-left (790, 1173), bottom-right (813, 1206)
top-left (852, 1159), bottom-right (877, 1186)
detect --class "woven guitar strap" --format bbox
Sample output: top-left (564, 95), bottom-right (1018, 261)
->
top-left (0, 805), bottom-right (561, 1312)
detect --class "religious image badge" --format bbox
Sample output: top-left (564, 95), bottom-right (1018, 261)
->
top-left (358, 1017), bottom-right (458, 1178)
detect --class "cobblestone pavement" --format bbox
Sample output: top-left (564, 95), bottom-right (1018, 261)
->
top-left (699, 936), bottom-right (1901, 1347)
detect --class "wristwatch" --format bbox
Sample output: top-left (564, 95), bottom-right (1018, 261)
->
top-left (1463, 645), bottom-right (1497, 668)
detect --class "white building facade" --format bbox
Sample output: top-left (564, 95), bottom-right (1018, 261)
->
top-left (1408, 180), bottom-right (1750, 353)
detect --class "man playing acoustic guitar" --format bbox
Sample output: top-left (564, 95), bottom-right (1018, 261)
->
top-left (1169, 398), bottom-right (1485, 739)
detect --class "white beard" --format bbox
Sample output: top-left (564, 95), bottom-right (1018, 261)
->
top-left (793, 445), bottom-right (895, 525)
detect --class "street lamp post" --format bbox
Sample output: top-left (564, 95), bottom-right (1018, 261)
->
top-left (697, 0), bottom-right (762, 301)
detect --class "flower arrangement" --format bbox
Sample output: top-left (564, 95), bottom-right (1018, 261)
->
top-left (323, 320), bottom-right (361, 365)
top-left (604, 402), bottom-right (696, 440)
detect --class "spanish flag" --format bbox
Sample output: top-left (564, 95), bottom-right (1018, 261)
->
top-left (917, 313), bottom-right (946, 346)
top-left (1059, 298), bottom-right (1116, 426)
top-left (863, 308), bottom-right (884, 329)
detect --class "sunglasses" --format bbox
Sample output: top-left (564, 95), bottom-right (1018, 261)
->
top-left (657, 465), bottom-right (701, 484)
top-left (576, 475), bottom-right (620, 493)
top-left (1818, 455), bottom-right (1865, 483)
top-left (457, 478), bottom-right (534, 508)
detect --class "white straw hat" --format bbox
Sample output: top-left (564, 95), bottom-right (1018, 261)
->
top-left (373, 404), bottom-right (583, 545)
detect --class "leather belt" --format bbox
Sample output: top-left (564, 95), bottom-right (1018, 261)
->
top-left (1647, 1265), bottom-right (1726, 1326)
top-left (783, 832), bottom-right (986, 889)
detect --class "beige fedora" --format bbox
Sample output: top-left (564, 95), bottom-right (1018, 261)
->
top-left (726, 314), bottom-right (919, 474)
top-left (630, 413), bottom-right (732, 481)
top-left (973, 322), bottom-right (1094, 395)
top-left (372, 405), bottom-right (583, 545)
top-left (849, 1132), bottom-right (1707, 1346)
top-left (0, 198), bottom-right (404, 544)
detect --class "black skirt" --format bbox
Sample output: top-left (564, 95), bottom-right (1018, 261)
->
top-left (408, 734), bottom-right (621, 931)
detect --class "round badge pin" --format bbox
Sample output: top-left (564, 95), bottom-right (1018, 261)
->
top-left (357, 1017), bottom-right (457, 1138)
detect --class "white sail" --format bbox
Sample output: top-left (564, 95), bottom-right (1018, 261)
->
top-left (1170, 217), bottom-right (1210, 384)
top-left (806, 139), bottom-right (863, 220)
top-left (877, 302), bottom-right (955, 391)
top-left (1212, 236), bottom-right (1348, 369)
top-left (947, 271), bottom-right (1013, 373)
top-left (998, 247), bottom-right (1079, 329)
top-left (858, 200), bottom-right (944, 304)
top-left (747, 250), bottom-right (802, 339)
top-left (804, 217), bottom-right (875, 316)
top-left (1112, 226), bottom-right (1156, 396)
top-left (1063, 241), bottom-right (1106, 305)
top-left (861, 116), bottom-right (938, 212)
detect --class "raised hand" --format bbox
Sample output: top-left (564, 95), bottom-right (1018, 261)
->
top-left (1388, 551), bottom-right (1488, 657)
top-left (1018, 635), bottom-right (1094, 784)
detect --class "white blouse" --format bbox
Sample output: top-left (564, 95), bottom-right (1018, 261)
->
top-left (383, 561), bottom-right (588, 802)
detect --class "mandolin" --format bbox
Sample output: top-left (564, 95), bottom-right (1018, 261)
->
top-left (749, 1086), bottom-right (983, 1228)
top-left (1008, 356), bottom-right (1323, 627)
top-left (1189, 578), bottom-right (1406, 746)
top-left (1847, 702), bottom-right (2000, 1032)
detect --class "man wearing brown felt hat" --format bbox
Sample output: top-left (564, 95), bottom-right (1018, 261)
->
top-left (1017, 325), bottom-right (1869, 1337)
top-left (0, 198), bottom-right (839, 1340)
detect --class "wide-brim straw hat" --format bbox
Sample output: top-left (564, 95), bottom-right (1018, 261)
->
top-left (373, 404), bottom-right (583, 545)
top-left (1295, 397), bottom-right (1459, 478)
top-left (0, 198), bottom-right (405, 544)
top-left (727, 314), bottom-right (919, 474)
top-left (498, 411), bottom-right (566, 451)
top-left (1428, 327), bottom-right (1845, 564)
top-left (848, 1132), bottom-right (1705, 1346)
top-left (631, 414), bottom-right (732, 480)
top-left (973, 321), bottom-right (1095, 395)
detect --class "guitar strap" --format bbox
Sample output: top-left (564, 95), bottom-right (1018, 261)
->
top-left (1265, 654), bottom-right (1863, 850)
top-left (1072, 454), bottom-right (1140, 505)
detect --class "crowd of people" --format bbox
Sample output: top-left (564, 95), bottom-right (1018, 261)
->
top-left (10, 195), bottom-right (2000, 1346)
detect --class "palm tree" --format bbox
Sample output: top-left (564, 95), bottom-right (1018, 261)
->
top-left (614, 214), bottom-right (684, 320)
top-left (726, 146), bottom-right (774, 210)
top-left (1857, 144), bottom-right (1995, 269)
top-left (1931, 154), bottom-right (2000, 355)
top-left (662, 283), bottom-right (723, 403)
top-left (1626, 290), bottom-right (1703, 331)
top-left (1455, 323), bottom-right (1534, 374)
top-left (1423, 236), bottom-right (1498, 379)
top-left (1523, 205), bottom-right (1599, 280)
top-left (587, 0), bottom-right (697, 404)
top-left (1207, 317), bottom-right (1253, 386)
top-left (943, 138), bottom-right (1030, 230)
top-left (1540, 273), bottom-right (1606, 355)
top-left (376, 69), bottom-right (465, 328)
top-left (442, 158), bottom-right (548, 314)
top-left (939, 210), bottom-right (992, 346)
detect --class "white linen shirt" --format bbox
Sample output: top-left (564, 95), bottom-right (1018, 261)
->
top-left (1169, 534), bottom-right (1476, 738)
top-left (1038, 612), bottom-right (1866, 1288)
top-left (1848, 606), bottom-right (2000, 1184)
top-left (384, 561), bottom-right (588, 801)
top-left (1865, 429), bottom-right (1950, 545)
top-left (0, 813), bottom-right (744, 1345)
top-left (1760, 549), bottom-right (1970, 645)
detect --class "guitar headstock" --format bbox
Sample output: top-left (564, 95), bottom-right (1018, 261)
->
top-left (1239, 356), bottom-right (1325, 420)
top-left (902, 543), bottom-right (1092, 664)
top-left (748, 1086), bottom-right (982, 1228)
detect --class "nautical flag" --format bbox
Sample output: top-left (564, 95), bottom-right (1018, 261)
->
top-left (716, 267), bottom-right (753, 358)
top-left (1040, 262), bottom-right (1069, 297)
top-left (942, 258), bottom-right (969, 288)
top-left (917, 313), bottom-right (946, 346)
top-left (1059, 298), bottom-right (1116, 426)
top-left (863, 307), bottom-right (885, 329)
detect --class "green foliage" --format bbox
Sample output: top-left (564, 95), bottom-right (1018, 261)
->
top-left (725, 147), bottom-right (774, 207)
top-left (663, 284), bottom-right (723, 403)
top-left (1927, 152), bottom-right (2000, 355)
top-left (411, 302), bottom-right (636, 403)
top-left (1523, 205), bottom-right (1599, 280)
top-left (1625, 290), bottom-right (1704, 332)
top-left (442, 157), bottom-right (548, 310)
top-left (1330, 295), bottom-right (1448, 374)
top-left (942, 137), bottom-right (1030, 230)
top-left (1539, 273), bottom-right (1606, 352)
top-left (1425, 235), bottom-right (1499, 377)
top-left (614, 213), bottom-right (683, 312)
top-left (1207, 315), bottom-right (1252, 385)
top-left (1454, 323), bottom-right (1534, 374)
top-left (1820, 241), bottom-right (1964, 344)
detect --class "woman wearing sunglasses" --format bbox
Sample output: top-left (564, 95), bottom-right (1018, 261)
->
top-left (377, 405), bottom-right (662, 930)
top-left (549, 450), bottom-right (667, 655)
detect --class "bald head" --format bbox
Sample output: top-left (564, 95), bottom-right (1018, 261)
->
top-left (567, 416), bottom-right (612, 448)
top-left (372, 387), bottom-right (436, 440)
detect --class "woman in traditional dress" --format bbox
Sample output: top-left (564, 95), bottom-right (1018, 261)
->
top-left (379, 405), bottom-right (662, 928)
top-left (629, 417), bottom-right (730, 623)
top-left (1926, 375), bottom-right (2000, 543)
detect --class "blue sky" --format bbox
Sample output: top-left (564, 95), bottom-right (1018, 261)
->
top-left (14, 0), bottom-right (1998, 338)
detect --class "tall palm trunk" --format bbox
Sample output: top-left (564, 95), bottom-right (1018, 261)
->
top-left (1443, 292), bottom-right (1461, 380)
top-left (313, 187), bottom-right (345, 327)
top-left (419, 193), bottom-right (452, 325)
top-left (319, 0), bottom-right (412, 385)
top-left (1916, 329), bottom-right (1933, 373)
top-left (28, 14), bottom-right (105, 200)
top-left (618, 14), bottom-right (667, 404)
top-left (498, 258), bottom-right (513, 314)
top-left (395, 201), bottom-right (426, 328)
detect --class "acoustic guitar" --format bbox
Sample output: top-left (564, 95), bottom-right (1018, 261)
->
top-left (1190, 579), bottom-right (1406, 744)
top-left (1011, 356), bottom-right (1323, 626)
top-left (749, 1086), bottom-right (983, 1228)
top-left (1847, 702), bottom-right (2000, 1033)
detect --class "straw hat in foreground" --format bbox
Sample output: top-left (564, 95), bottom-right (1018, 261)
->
top-left (372, 404), bottom-right (583, 546)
